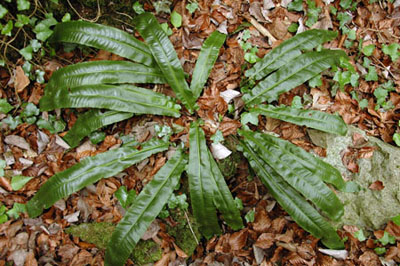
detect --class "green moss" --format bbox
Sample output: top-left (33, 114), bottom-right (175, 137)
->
top-left (65, 222), bottom-right (114, 249)
top-left (131, 239), bottom-right (162, 265)
top-left (167, 209), bottom-right (201, 256)
top-left (216, 151), bottom-right (241, 178)
top-left (65, 222), bottom-right (162, 264)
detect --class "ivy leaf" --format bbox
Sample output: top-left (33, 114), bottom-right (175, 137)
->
top-left (241, 112), bottom-right (258, 127)
top-left (365, 66), bottom-right (378, 81)
top-left (392, 214), bottom-right (400, 225)
top-left (0, 99), bottom-right (13, 114)
top-left (359, 99), bottom-right (368, 109)
top-left (291, 96), bottom-right (303, 109)
top-left (288, 0), bottom-right (303, 11)
top-left (382, 43), bottom-right (400, 61)
top-left (11, 175), bottom-right (33, 191)
top-left (0, 4), bottom-right (8, 19)
top-left (160, 23), bottom-right (173, 36)
top-left (19, 45), bottom-right (33, 61)
top-left (305, 0), bottom-right (321, 28)
top-left (353, 229), bottom-right (366, 241)
top-left (186, 2), bottom-right (198, 14)
top-left (115, 186), bottom-right (136, 209)
top-left (61, 13), bottom-right (71, 22)
top-left (15, 14), bottom-right (30, 27)
top-left (171, 11), bottom-right (182, 28)
top-left (21, 103), bottom-right (39, 118)
top-left (378, 231), bottom-right (396, 245)
top-left (211, 130), bottom-right (224, 144)
top-left (33, 14), bottom-right (58, 41)
top-left (337, 12), bottom-right (352, 29)
top-left (2, 115), bottom-right (22, 130)
top-left (132, 1), bottom-right (145, 14)
top-left (36, 115), bottom-right (66, 134)
top-left (17, 0), bottom-right (30, 11)
top-left (6, 203), bottom-right (26, 219)
top-left (308, 75), bottom-right (322, 88)
top-left (0, 160), bottom-right (5, 176)
top-left (362, 44), bottom-right (375, 56)
top-left (1, 20), bottom-right (13, 36)
top-left (374, 247), bottom-right (386, 255)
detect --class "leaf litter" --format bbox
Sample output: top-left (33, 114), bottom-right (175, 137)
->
top-left (1, 0), bottom-right (400, 265)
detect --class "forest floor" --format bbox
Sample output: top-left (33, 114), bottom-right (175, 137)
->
top-left (1, 0), bottom-right (400, 265)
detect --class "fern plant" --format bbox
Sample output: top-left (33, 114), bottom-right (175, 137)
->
top-left (27, 13), bottom-right (354, 265)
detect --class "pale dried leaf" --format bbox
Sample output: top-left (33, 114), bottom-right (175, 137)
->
top-left (64, 211), bottom-right (80, 223)
top-left (4, 135), bottom-right (31, 150)
top-left (14, 66), bottom-right (30, 93)
top-left (220, 89), bottom-right (240, 104)
top-left (318, 248), bottom-right (348, 260)
top-left (210, 142), bottom-right (232, 160)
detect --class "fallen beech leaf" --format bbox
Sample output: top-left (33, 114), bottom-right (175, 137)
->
top-left (14, 66), bottom-right (30, 93)
top-left (229, 229), bottom-right (248, 251)
top-left (173, 242), bottom-right (188, 258)
top-left (255, 233), bottom-right (275, 249)
top-left (369, 180), bottom-right (384, 190)
top-left (252, 208), bottom-right (271, 233)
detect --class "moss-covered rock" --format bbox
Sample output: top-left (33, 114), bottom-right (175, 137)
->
top-left (167, 209), bottom-right (201, 256)
top-left (307, 126), bottom-right (400, 231)
top-left (65, 222), bottom-right (162, 264)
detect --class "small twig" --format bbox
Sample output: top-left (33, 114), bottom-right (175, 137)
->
top-left (67, 0), bottom-right (101, 22)
top-left (184, 211), bottom-right (199, 245)
top-left (243, 14), bottom-right (277, 44)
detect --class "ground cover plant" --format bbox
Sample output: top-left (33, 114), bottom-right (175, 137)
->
top-left (22, 11), bottom-right (360, 265)
top-left (1, 0), bottom-right (400, 265)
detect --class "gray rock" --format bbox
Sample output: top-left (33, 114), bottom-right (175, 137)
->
top-left (308, 126), bottom-right (400, 231)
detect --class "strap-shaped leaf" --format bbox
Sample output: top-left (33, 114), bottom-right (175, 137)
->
top-left (46, 61), bottom-right (166, 93)
top-left (187, 123), bottom-right (221, 238)
top-left (238, 130), bottom-right (344, 221)
top-left (187, 122), bottom-right (243, 238)
top-left (190, 31), bottom-right (226, 100)
top-left (207, 150), bottom-right (243, 230)
top-left (251, 105), bottom-right (348, 136)
top-left (40, 84), bottom-right (181, 117)
top-left (49, 21), bottom-right (155, 66)
top-left (134, 13), bottom-right (195, 112)
top-left (63, 110), bottom-right (133, 148)
top-left (105, 149), bottom-right (186, 266)
top-left (242, 50), bottom-right (347, 105)
top-left (245, 30), bottom-right (337, 81)
top-left (238, 139), bottom-right (344, 249)
top-left (26, 139), bottom-right (169, 218)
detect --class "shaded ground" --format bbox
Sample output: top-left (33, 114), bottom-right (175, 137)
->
top-left (1, 0), bottom-right (400, 265)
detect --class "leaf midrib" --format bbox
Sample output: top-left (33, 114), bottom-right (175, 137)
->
top-left (60, 29), bottom-right (153, 58)
top-left (119, 153), bottom-right (183, 245)
top-left (255, 106), bottom-right (343, 131)
top-left (243, 132), bottom-right (338, 215)
top-left (246, 53), bottom-right (335, 104)
top-left (240, 140), bottom-right (323, 235)
top-left (250, 34), bottom-right (315, 79)
top-left (71, 94), bottom-right (178, 114)
top-left (43, 143), bottom-right (168, 207)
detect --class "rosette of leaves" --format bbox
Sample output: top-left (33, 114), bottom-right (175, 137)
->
top-left (27, 13), bottom-right (353, 265)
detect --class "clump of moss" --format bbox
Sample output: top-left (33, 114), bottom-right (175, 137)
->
top-left (65, 222), bottom-right (114, 249)
top-left (216, 151), bottom-right (241, 178)
top-left (131, 240), bottom-right (162, 265)
top-left (167, 209), bottom-right (201, 256)
top-left (65, 222), bottom-right (162, 264)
